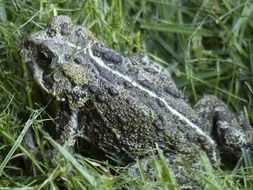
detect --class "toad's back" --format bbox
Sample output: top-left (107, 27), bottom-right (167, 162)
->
top-left (77, 42), bottom-right (217, 161)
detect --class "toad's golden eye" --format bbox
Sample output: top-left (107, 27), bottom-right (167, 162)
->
top-left (37, 51), bottom-right (52, 66)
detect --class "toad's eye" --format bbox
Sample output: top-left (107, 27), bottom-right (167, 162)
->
top-left (37, 51), bottom-right (52, 66)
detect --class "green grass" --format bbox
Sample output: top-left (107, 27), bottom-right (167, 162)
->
top-left (1, 0), bottom-right (253, 189)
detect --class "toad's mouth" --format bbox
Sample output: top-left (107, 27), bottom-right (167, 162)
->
top-left (26, 59), bottom-right (52, 94)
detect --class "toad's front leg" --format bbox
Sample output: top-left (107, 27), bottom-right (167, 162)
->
top-left (55, 101), bottom-right (79, 149)
top-left (194, 95), bottom-right (253, 157)
top-left (44, 102), bottom-right (79, 164)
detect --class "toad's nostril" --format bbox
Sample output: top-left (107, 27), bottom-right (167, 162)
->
top-left (22, 39), bottom-right (33, 50)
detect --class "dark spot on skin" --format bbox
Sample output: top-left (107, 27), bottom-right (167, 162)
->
top-left (187, 132), bottom-right (197, 142)
top-left (76, 28), bottom-right (82, 36)
top-left (158, 114), bottom-right (165, 124)
top-left (92, 51), bottom-right (101, 57)
top-left (71, 93), bottom-right (80, 101)
top-left (138, 79), bottom-right (154, 91)
top-left (101, 70), bottom-right (116, 82)
top-left (64, 54), bottom-right (71, 61)
top-left (197, 136), bottom-right (206, 144)
top-left (154, 120), bottom-right (163, 130)
top-left (74, 57), bottom-right (82, 64)
top-left (157, 99), bottom-right (165, 107)
top-left (46, 29), bottom-right (56, 37)
top-left (163, 85), bottom-right (172, 94)
top-left (101, 82), bottom-right (109, 90)
top-left (201, 141), bottom-right (214, 153)
top-left (124, 81), bottom-right (133, 89)
top-left (144, 67), bottom-right (158, 74)
top-left (125, 97), bottom-right (132, 104)
top-left (154, 114), bottom-right (166, 130)
top-left (128, 66), bottom-right (139, 75)
top-left (60, 22), bottom-right (68, 33)
top-left (92, 44), bottom-right (122, 64)
top-left (177, 123), bottom-right (187, 132)
top-left (26, 61), bottom-right (35, 74)
top-left (141, 60), bottom-right (147, 65)
top-left (92, 44), bottom-right (104, 57)
top-left (96, 94), bottom-right (106, 103)
top-left (88, 85), bottom-right (98, 94)
top-left (103, 51), bottom-right (123, 64)
top-left (114, 78), bottom-right (124, 86)
top-left (96, 68), bottom-right (116, 83)
top-left (164, 85), bottom-right (182, 98)
top-left (108, 87), bottom-right (119, 96)
top-left (91, 57), bottom-right (117, 82)
top-left (148, 101), bottom-right (158, 110)
top-left (130, 58), bottom-right (138, 65)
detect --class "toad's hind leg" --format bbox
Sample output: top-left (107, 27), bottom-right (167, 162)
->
top-left (127, 153), bottom-right (201, 189)
top-left (194, 95), bottom-right (253, 156)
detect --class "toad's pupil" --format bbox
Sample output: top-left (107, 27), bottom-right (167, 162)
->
top-left (37, 51), bottom-right (52, 66)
